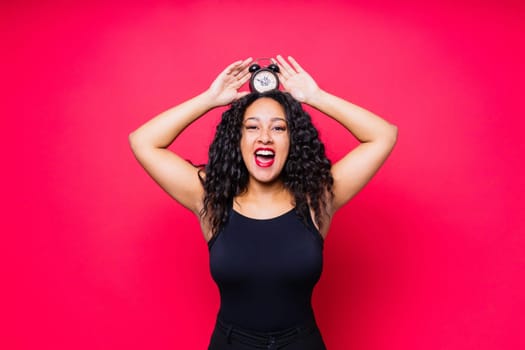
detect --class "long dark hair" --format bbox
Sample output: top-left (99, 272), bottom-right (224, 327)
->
top-left (200, 90), bottom-right (333, 236)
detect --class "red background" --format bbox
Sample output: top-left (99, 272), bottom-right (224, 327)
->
top-left (1, 1), bottom-right (524, 349)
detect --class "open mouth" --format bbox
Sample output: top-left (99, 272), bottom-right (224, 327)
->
top-left (254, 148), bottom-right (275, 167)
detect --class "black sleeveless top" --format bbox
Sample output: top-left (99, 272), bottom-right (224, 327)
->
top-left (208, 208), bottom-right (324, 331)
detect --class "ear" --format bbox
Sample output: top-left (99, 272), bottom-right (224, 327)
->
top-left (249, 64), bottom-right (261, 73)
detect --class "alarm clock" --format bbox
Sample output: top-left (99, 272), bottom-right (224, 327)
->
top-left (249, 60), bottom-right (280, 93)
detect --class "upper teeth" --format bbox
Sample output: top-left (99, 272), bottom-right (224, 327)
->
top-left (256, 150), bottom-right (274, 156)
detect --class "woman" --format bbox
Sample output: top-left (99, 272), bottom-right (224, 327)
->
top-left (129, 55), bottom-right (398, 349)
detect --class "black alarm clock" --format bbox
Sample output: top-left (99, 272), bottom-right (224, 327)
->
top-left (249, 59), bottom-right (280, 93)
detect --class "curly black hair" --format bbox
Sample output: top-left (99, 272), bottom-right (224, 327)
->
top-left (200, 90), bottom-right (333, 237)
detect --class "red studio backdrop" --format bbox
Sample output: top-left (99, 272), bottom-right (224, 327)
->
top-left (1, 1), bottom-right (524, 349)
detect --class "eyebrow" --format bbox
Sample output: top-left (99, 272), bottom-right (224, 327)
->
top-left (244, 117), bottom-right (287, 123)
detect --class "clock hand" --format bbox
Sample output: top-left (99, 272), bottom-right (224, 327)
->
top-left (256, 77), bottom-right (271, 85)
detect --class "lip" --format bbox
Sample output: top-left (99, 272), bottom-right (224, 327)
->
top-left (254, 147), bottom-right (275, 168)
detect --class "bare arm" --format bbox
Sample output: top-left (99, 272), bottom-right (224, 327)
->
top-left (129, 58), bottom-right (253, 215)
top-left (276, 55), bottom-right (398, 214)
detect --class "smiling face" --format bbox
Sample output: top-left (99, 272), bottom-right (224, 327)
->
top-left (240, 97), bottom-right (290, 185)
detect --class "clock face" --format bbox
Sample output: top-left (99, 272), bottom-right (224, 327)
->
top-left (251, 69), bottom-right (279, 93)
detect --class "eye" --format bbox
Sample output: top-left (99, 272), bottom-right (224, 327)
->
top-left (272, 125), bottom-right (287, 132)
top-left (244, 125), bottom-right (258, 130)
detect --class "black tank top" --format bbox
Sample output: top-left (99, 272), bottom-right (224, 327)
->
top-left (208, 207), bottom-right (324, 331)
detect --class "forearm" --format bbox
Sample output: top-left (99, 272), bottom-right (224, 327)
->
top-left (129, 91), bottom-right (216, 149)
top-left (306, 89), bottom-right (397, 144)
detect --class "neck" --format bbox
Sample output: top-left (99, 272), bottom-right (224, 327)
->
top-left (234, 179), bottom-right (295, 218)
top-left (239, 179), bottom-right (290, 203)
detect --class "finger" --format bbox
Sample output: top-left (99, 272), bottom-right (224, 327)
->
top-left (276, 54), bottom-right (295, 75)
top-left (275, 57), bottom-right (294, 80)
top-left (235, 72), bottom-right (251, 88)
top-left (241, 56), bottom-right (253, 67)
top-left (233, 57), bottom-right (253, 77)
top-left (235, 91), bottom-right (251, 100)
top-left (273, 59), bottom-right (290, 80)
top-left (231, 91), bottom-right (250, 103)
top-left (236, 68), bottom-right (251, 83)
top-left (274, 55), bottom-right (288, 77)
top-left (224, 59), bottom-right (244, 75)
top-left (276, 72), bottom-right (287, 83)
top-left (232, 60), bottom-right (253, 84)
top-left (287, 56), bottom-right (305, 73)
top-left (271, 57), bottom-right (286, 79)
top-left (230, 70), bottom-right (251, 90)
top-left (225, 57), bottom-right (252, 77)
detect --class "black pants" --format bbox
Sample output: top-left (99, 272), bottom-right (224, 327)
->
top-left (208, 316), bottom-right (327, 350)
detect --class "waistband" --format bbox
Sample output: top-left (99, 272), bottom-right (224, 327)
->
top-left (215, 316), bottom-right (318, 349)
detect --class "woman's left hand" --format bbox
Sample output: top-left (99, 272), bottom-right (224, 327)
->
top-left (274, 55), bottom-right (321, 104)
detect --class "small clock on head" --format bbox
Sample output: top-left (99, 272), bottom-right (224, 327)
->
top-left (249, 61), bottom-right (280, 93)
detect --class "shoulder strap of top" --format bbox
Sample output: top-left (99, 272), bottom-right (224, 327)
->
top-left (207, 206), bottom-right (234, 250)
top-left (298, 207), bottom-right (325, 246)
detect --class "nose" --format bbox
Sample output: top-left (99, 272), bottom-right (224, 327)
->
top-left (257, 129), bottom-right (273, 144)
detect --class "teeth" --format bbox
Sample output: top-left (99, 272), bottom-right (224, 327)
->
top-left (255, 150), bottom-right (275, 156)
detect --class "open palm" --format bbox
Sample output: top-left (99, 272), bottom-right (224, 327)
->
top-left (275, 55), bottom-right (320, 103)
top-left (208, 58), bottom-right (253, 106)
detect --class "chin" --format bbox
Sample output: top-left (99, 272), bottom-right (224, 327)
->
top-left (250, 173), bottom-right (282, 185)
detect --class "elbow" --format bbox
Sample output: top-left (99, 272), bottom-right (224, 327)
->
top-left (129, 130), bottom-right (163, 156)
top-left (128, 130), bottom-right (145, 154)
top-left (390, 123), bottom-right (398, 145)
top-left (128, 131), bottom-right (138, 151)
top-left (383, 123), bottom-right (398, 148)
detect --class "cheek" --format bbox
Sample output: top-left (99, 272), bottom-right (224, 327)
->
top-left (283, 145), bottom-right (290, 158)
top-left (239, 137), bottom-right (252, 157)
top-left (281, 136), bottom-right (291, 154)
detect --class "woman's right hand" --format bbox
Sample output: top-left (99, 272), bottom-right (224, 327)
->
top-left (206, 57), bottom-right (253, 107)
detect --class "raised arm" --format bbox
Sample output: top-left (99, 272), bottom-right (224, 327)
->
top-left (276, 55), bottom-right (398, 214)
top-left (129, 58), bottom-right (253, 215)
